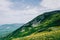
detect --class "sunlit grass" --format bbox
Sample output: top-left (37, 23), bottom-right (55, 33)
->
top-left (19, 30), bottom-right (60, 40)
top-left (10, 26), bottom-right (60, 40)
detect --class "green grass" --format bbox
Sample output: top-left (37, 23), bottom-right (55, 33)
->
top-left (20, 30), bottom-right (60, 40)
top-left (3, 26), bottom-right (60, 40)
top-left (13, 26), bottom-right (60, 40)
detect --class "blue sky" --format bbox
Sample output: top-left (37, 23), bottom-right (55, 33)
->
top-left (0, 0), bottom-right (60, 24)
top-left (9, 0), bottom-right (41, 10)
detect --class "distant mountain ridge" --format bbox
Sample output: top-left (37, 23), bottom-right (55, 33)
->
top-left (0, 23), bottom-right (24, 38)
top-left (1, 10), bottom-right (60, 40)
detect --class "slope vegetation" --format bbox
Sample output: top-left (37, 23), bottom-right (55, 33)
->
top-left (1, 10), bottom-right (60, 40)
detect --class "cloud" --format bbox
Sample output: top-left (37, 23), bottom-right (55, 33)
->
top-left (41, 0), bottom-right (60, 9)
top-left (0, 0), bottom-right (43, 24)
top-left (0, 0), bottom-right (12, 11)
top-left (9, 0), bottom-right (41, 10)
top-left (0, 0), bottom-right (60, 24)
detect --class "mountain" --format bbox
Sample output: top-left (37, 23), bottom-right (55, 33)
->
top-left (0, 23), bottom-right (24, 38)
top-left (1, 10), bottom-right (60, 40)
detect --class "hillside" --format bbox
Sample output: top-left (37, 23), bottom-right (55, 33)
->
top-left (1, 10), bottom-right (60, 40)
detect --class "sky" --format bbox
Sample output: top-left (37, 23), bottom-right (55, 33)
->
top-left (0, 0), bottom-right (60, 24)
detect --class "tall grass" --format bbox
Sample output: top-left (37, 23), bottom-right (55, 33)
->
top-left (17, 30), bottom-right (60, 40)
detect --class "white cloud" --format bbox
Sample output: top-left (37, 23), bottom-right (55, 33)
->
top-left (0, 0), bottom-right (12, 11)
top-left (1, 0), bottom-right (60, 24)
top-left (0, 0), bottom-right (43, 24)
top-left (41, 0), bottom-right (60, 9)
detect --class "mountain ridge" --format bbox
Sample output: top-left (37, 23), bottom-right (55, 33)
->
top-left (1, 10), bottom-right (60, 40)
top-left (0, 23), bottom-right (24, 38)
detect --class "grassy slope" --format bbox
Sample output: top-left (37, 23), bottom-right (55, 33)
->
top-left (3, 26), bottom-right (60, 40)
top-left (19, 29), bottom-right (60, 40)
top-left (1, 11), bottom-right (60, 40)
